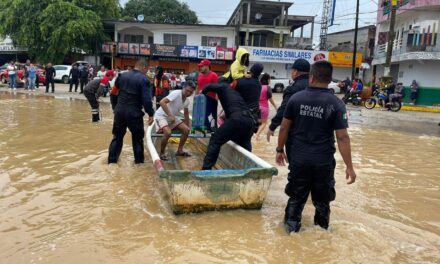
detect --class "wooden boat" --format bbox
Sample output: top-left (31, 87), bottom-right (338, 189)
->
top-left (146, 124), bottom-right (278, 215)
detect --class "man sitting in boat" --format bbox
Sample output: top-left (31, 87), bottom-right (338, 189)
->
top-left (201, 82), bottom-right (255, 170)
top-left (154, 81), bottom-right (196, 161)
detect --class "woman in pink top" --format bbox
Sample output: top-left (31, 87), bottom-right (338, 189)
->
top-left (257, 73), bottom-right (278, 140)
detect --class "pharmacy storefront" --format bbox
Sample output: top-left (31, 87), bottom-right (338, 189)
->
top-left (240, 46), bottom-right (329, 78)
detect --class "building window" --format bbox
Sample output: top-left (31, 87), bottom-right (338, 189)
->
top-left (124, 34), bottom-right (144, 43)
top-left (253, 34), bottom-right (267, 47)
top-left (164, 34), bottom-right (187, 45)
top-left (201, 36), bottom-right (228, 47)
top-left (148, 36), bottom-right (154, 44)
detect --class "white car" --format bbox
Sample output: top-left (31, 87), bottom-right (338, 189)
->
top-left (53, 65), bottom-right (72, 84)
top-left (328, 79), bottom-right (341, 94)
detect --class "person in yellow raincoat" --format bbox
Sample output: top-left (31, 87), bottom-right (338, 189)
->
top-left (222, 47), bottom-right (250, 82)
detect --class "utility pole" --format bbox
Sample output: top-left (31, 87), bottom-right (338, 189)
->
top-left (384, 0), bottom-right (397, 77)
top-left (351, 0), bottom-right (360, 81)
top-left (319, 0), bottom-right (331, 50)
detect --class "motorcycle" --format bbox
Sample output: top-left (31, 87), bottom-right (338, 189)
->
top-left (364, 89), bottom-right (402, 112)
top-left (342, 89), bottom-right (362, 106)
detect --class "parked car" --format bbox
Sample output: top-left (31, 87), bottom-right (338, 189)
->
top-left (53, 65), bottom-right (72, 84)
top-left (0, 63), bottom-right (25, 86)
top-left (270, 77), bottom-right (291, 93)
top-left (328, 79), bottom-right (341, 94)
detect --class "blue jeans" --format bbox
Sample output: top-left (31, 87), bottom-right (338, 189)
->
top-left (9, 74), bottom-right (16, 88)
top-left (28, 77), bottom-right (36, 90)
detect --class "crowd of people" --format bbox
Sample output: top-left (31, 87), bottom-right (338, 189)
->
top-left (101, 51), bottom-right (356, 234)
top-left (4, 52), bottom-right (357, 234)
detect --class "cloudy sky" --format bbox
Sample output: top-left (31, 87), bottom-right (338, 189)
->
top-left (119, 0), bottom-right (378, 43)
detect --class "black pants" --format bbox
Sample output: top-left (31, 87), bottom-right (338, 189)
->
top-left (108, 109), bottom-right (145, 164)
top-left (202, 114), bottom-right (254, 170)
top-left (80, 78), bottom-right (88, 93)
top-left (45, 78), bottom-right (55, 93)
top-left (84, 91), bottom-right (99, 109)
top-left (69, 78), bottom-right (79, 92)
top-left (284, 160), bottom-right (336, 231)
top-left (205, 96), bottom-right (218, 130)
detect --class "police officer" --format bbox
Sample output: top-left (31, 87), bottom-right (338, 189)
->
top-left (275, 61), bottom-right (357, 233)
top-left (108, 59), bottom-right (155, 164)
top-left (267, 59), bottom-right (310, 160)
top-left (234, 63), bottom-right (264, 132)
top-left (201, 82), bottom-right (255, 170)
top-left (83, 70), bottom-right (115, 122)
top-left (69, 64), bottom-right (80, 92)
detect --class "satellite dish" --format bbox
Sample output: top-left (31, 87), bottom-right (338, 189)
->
top-left (137, 14), bottom-right (144, 21)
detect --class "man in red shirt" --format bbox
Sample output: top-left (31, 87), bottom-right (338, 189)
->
top-left (197, 59), bottom-right (219, 132)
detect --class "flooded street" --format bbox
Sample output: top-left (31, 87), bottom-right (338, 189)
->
top-left (0, 92), bottom-right (439, 263)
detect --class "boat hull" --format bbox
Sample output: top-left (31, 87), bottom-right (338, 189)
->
top-left (146, 124), bottom-right (278, 214)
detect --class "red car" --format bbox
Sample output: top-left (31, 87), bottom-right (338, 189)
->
top-left (1, 64), bottom-right (46, 85)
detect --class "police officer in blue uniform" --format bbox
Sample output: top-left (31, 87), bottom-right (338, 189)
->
top-left (276, 61), bottom-right (357, 233)
top-left (267, 59), bottom-right (310, 160)
top-left (201, 82), bottom-right (255, 170)
top-left (108, 59), bottom-right (155, 164)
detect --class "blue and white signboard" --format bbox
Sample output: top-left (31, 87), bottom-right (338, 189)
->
top-left (240, 46), bottom-right (329, 65)
top-left (328, 0), bottom-right (336, 27)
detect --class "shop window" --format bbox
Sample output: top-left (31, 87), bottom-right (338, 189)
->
top-left (124, 34), bottom-right (144, 43)
top-left (164, 34), bottom-right (187, 45)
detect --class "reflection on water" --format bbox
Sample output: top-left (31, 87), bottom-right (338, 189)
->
top-left (0, 92), bottom-right (439, 263)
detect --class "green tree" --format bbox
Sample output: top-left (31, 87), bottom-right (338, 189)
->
top-left (122, 0), bottom-right (199, 24)
top-left (0, 0), bottom-right (120, 63)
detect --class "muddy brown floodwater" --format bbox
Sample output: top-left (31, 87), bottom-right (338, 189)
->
top-left (0, 92), bottom-right (439, 263)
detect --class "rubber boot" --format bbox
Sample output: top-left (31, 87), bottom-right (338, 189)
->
top-left (313, 201), bottom-right (330, 230)
top-left (92, 108), bottom-right (100, 122)
top-left (284, 198), bottom-right (305, 234)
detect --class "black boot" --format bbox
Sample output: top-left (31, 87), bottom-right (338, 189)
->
top-left (284, 198), bottom-right (305, 234)
top-left (92, 108), bottom-right (100, 122)
top-left (313, 201), bottom-right (330, 230)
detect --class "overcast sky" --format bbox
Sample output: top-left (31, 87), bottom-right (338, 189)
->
top-left (119, 0), bottom-right (378, 44)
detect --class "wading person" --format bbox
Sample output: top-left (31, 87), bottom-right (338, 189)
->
top-left (154, 81), bottom-right (196, 161)
top-left (267, 59), bottom-right (310, 161)
top-left (275, 61), bottom-right (356, 233)
top-left (69, 64), bottom-right (80, 92)
top-left (83, 70), bottom-right (114, 122)
top-left (108, 59), bottom-right (155, 164)
top-left (201, 82), bottom-right (255, 170)
top-left (256, 73), bottom-right (278, 140)
top-left (154, 66), bottom-right (170, 110)
top-left (234, 63), bottom-right (264, 133)
top-left (45, 63), bottom-right (56, 93)
top-left (196, 59), bottom-right (219, 131)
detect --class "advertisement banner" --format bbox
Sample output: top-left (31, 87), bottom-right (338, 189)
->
top-left (129, 43), bottom-right (139, 55)
top-left (179, 45), bottom-right (198, 58)
top-left (139, 44), bottom-right (150, 55)
top-left (328, 0), bottom-right (336, 27)
top-left (241, 46), bottom-right (328, 65)
top-left (118, 43), bottom-right (129, 54)
top-left (102, 43), bottom-right (111, 53)
top-left (328, 51), bottom-right (362, 68)
top-left (215, 47), bottom-right (234, 60)
top-left (198, 46), bottom-right (216, 59)
top-left (151, 44), bottom-right (179, 57)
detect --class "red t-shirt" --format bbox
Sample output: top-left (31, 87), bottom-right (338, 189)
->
top-left (197, 71), bottom-right (218, 99)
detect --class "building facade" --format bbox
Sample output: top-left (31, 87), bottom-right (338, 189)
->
top-left (327, 25), bottom-right (375, 81)
top-left (373, 0), bottom-right (440, 106)
top-left (102, 22), bottom-right (237, 74)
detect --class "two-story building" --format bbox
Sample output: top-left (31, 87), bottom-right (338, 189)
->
top-left (327, 25), bottom-right (375, 82)
top-left (373, 0), bottom-right (440, 106)
top-left (102, 21), bottom-right (237, 74)
top-left (227, 0), bottom-right (315, 78)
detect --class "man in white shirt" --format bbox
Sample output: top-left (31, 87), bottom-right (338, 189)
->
top-left (7, 61), bottom-right (17, 90)
top-left (154, 81), bottom-right (196, 161)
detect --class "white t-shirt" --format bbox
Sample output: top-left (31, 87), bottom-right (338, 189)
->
top-left (7, 65), bottom-right (16, 75)
top-left (154, 90), bottom-right (189, 119)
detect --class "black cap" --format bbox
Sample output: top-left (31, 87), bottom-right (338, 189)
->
top-left (250, 63), bottom-right (264, 77)
top-left (291, 59), bottom-right (310, 72)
